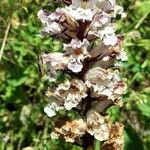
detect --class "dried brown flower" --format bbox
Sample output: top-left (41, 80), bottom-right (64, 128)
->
top-left (102, 123), bottom-right (124, 150)
top-left (51, 119), bottom-right (87, 143)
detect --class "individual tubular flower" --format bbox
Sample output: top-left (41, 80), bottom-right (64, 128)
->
top-left (64, 38), bottom-right (89, 54)
top-left (113, 5), bottom-right (127, 18)
top-left (72, 0), bottom-right (97, 9)
top-left (101, 123), bottom-right (124, 150)
top-left (37, 9), bottom-right (64, 34)
top-left (54, 79), bottom-right (87, 110)
top-left (102, 26), bottom-right (118, 46)
top-left (37, 9), bottom-right (49, 24)
top-left (51, 119), bottom-right (87, 143)
top-left (103, 35), bottom-right (128, 61)
top-left (41, 52), bottom-right (69, 70)
top-left (41, 52), bottom-right (70, 81)
top-left (64, 38), bottom-right (90, 73)
top-left (41, 39), bottom-right (90, 75)
top-left (116, 48), bottom-right (128, 61)
top-left (71, 0), bottom-right (115, 11)
top-left (67, 57), bottom-right (83, 73)
top-left (90, 11), bottom-right (111, 29)
top-left (44, 102), bottom-right (64, 117)
top-left (85, 67), bottom-right (113, 92)
top-left (85, 67), bottom-right (126, 101)
top-left (89, 25), bottom-right (117, 46)
top-left (86, 110), bottom-right (110, 141)
top-left (63, 5), bottom-right (95, 21)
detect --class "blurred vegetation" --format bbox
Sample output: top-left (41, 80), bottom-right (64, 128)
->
top-left (0, 0), bottom-right (150, 150)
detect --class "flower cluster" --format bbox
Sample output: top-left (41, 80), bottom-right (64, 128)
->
top-left (38, 0), bottom-right (127, 147)
top-left (41, 38), bottom-right (90, 73)
top-left (51, 110), bottom-right (111, 143)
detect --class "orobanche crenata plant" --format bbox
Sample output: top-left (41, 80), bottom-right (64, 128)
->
top-left (37, 0), bottom-right (127, 149)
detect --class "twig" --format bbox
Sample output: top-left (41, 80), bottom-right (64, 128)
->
top-left (0, 22), bottom-right (11, 61)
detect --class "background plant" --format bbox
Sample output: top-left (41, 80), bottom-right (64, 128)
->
top-left (0, 0), bottom-right (150, 150)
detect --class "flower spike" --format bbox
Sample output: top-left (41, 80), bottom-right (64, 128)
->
top-left (38, 0), bottom-right (127, 148)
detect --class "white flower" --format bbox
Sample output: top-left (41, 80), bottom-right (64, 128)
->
top-left (94, 129), bottom-right (110, 141)
top-left (55, 79), bottom-right (87, 110)
top-left (64, 93), bottom-right (81, 110)
top-left (116, 49), bottom-right (128, 61)
top-left (37, 9), bottom-right (49, 24)
top-left (42, 22), bottom-right (63, 34)
top-left (88, 11), bottom-right (111, 40)
top-left (101, 26), bottom-right (117, 45)
top-left (72, 0), bottom-right (115, 11)
top-left (38, 8), bottom-right (65, 35)
top-left (44, 102), bottom-right (64, 117)
top-left (41, 52), bottom-right (69, 70)
top-left (63, 5), bottom-right (95, 21)
top-left (72, 0), bottom-right (98, 9)
top-left (49, 8), bottom-right (65, 21)
top-left (64, 39), bottom-right (90, 59)
top-left (64, 39), bottom-right (90, 73)
top-left (51, 132), bottom-right (59, 140)
top-left (93, 11), bottom-right (110, 27)
top-left (68, 57), bottom-right (83, 73)
top-left (102, 26), bottom-right (115, 35)
top-left (86, 110), bottom-right (110, 141)
top-left (88, 25), bottom-right (118, 45)
top-left (113, 5), bottom-right (126, 18)
top-left (85, 67), bottom-right (126, 101)
top-left (64, 93), bottom-right (75, 110)
top-left (103, 34), bottom-right (117, 45)
top-left (64, 38), bottom-right (89, 52)
top-left (41, 53), bottom-right (68, 80)
top-left (85, 67), bottom-right (112, 87)
top-left (87, 12), bottom-right (111, 39)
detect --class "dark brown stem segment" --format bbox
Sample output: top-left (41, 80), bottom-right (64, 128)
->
top-left (82, 133), bottom-right (94, 150)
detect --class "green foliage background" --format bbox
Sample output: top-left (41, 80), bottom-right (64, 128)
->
top-left (0, 0), bottom-right (150, 149)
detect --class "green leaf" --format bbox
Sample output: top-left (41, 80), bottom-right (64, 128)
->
top-left (7, 76), bottom-right (28, 87)
top-left (124, 124), bottom-right (144, 150)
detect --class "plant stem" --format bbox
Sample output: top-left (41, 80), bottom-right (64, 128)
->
top-left (0, 22), bottom-right (11, 61)
top-left (82, 133), bottom-right (94, 150)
